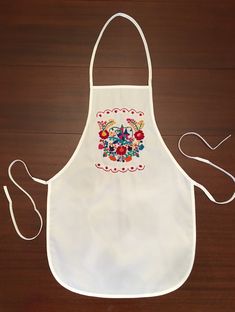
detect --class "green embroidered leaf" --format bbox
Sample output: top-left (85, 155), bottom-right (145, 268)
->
top-left (126, 118), bottom-right (138, 132)
top-left (104, 119), bottom-right (116, 130)
top-left (137, 120), bottom-right (144, 130)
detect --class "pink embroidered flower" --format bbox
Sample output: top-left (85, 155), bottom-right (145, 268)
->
top-left (134, 130), bottom-right (144, 140)
top-left (99, 130), bottom-right (109, 139)
top-left (116, 145), bottom-right (127, 155)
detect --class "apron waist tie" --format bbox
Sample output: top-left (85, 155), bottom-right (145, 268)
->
top-left (178, 132), bottom-right (235, 204)
top-left (3, 159), bottom-right (47, 240)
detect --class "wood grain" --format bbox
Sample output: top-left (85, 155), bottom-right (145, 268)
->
top-left (0, 67), bottom-right (234, 134)
top-left (0, 1), bottom-right (234, 312)
top-left (1, 1), bottom-right (235, 68)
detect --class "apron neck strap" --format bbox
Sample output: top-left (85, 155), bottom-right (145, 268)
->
top-left (89, 12), bottom-right (152, 87)
top-left (178, 132), bottom-right (235, 205)
top-left (3, 159), bottom-right (47, 240)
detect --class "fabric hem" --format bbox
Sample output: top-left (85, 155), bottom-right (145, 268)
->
top-left (46, 182), bottom-right (196, 298)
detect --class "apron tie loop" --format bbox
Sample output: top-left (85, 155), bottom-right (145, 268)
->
top-left (3, 159), bottom-right (47, 240)
top-left (178, 132), bottom-right (235, 204)
top-left (89, 12), bottom-right (152, 87)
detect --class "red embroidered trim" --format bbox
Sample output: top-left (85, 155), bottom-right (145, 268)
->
top-left (96, 108), bottom-right (144, 118)
top-left (95, 163), bottom-right (145, 173)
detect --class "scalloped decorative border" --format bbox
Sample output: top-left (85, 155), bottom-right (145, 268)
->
top-left (95, 163), bottom-right (145, 173)
top-left (96, 108), bottom-right (144, 118)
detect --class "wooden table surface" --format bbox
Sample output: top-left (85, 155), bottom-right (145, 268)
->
top-left (0, 1), bottom-right (234, 311)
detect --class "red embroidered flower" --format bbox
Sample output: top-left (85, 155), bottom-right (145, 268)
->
top-left (116, 145), bottom-right (127, 155)
top-left (134, 130), bottom-right (144, 140)
top-left (99, 130), bottom-right (109, 139)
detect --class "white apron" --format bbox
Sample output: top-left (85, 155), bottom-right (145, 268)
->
top-left (4, 12), bottom-right (235, 298)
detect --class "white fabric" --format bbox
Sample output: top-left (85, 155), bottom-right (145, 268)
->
top-left (3, 12), bottom-right (235, 298)
top-left (178, 132), bottom-right (235, 204)
top-left (3, 159), bottom-right (46, 240)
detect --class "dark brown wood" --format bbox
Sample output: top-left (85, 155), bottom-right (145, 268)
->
top-left (0, 1), bottom-right (234, 312)
top-left (0, 67), bottom-right (234, 135)
top-left (1, 1), bottom-right (235, 68)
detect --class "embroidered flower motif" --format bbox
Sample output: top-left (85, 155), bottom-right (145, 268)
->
top-left (116, 145), bottom-right (127, 155)
top-left (134, 130), bottom-right (145, 140)
top-left (97, 118), bottom-right (145, 163)
top-left (109, 156), bottom-right (116, 161)
top-left (99, 130), bottom-right (109, 139)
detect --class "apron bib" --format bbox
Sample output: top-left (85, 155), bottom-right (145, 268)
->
top-left (4, 12), bottom-right (235, 298)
